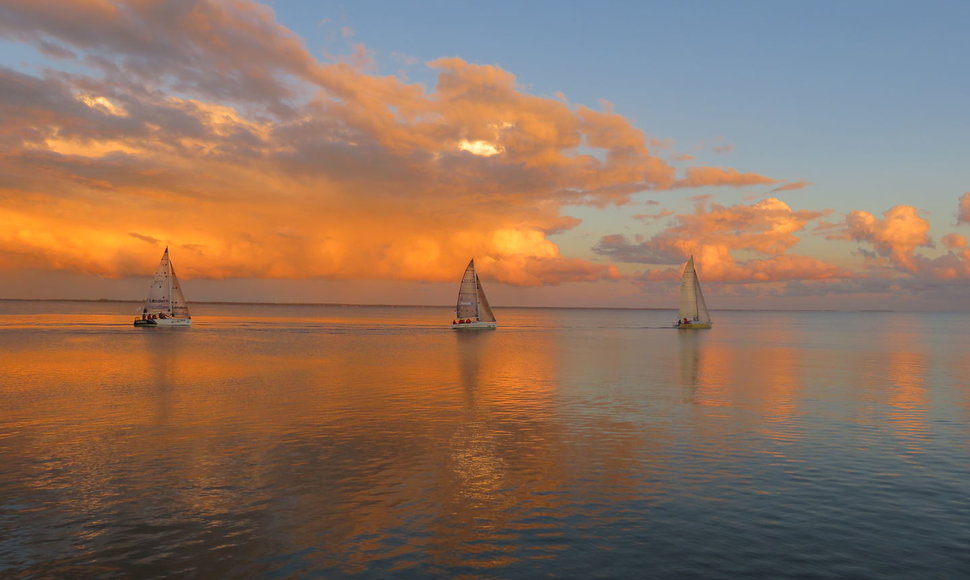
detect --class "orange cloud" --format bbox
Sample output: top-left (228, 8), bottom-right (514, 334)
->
top-left (823, 199), bottom-right (970, 281)
top-left (673, 167), bottom-right (779, 189)
top-left (638, 253), bottom-right (846, 284)
top-left (659, 197), bottom-right (830, 257)
top-left (903, 244), bottom-right (970, 280)
top-left (942, 233), bottom-right (966, 250)
top-left (594, 198), bottom-right (846, 283)
top-left (0, 0), bottom-right (783, 288)
top-left (836, 206), bottom-right (932, 273)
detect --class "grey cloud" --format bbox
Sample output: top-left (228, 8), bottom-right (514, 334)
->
top-left (592, 234), bottom-right (683, 265)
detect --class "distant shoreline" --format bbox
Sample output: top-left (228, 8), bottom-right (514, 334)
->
top-left (0, 297), bottom-right (897, 312)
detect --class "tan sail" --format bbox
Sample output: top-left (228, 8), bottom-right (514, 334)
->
top-left (676, 256), bottom-right (712, 329)
top-left (452, 259), bottom-right (497, 329)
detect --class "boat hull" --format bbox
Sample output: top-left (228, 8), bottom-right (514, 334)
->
top-left (676, 322), bottom-right (712, 329)
top-left (452, 321), bottom-right (497, 330)
top-left (134, 318), bottom-right (192, 327)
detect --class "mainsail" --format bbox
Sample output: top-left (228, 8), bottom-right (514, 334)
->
top-left (144, 248), bottom-right (190, 318)
top-left (679, 256), bottom-right (711, 324)
top-left (455, 259), bottom-right (496, 322)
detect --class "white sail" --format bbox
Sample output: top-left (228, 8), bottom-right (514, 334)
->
top-left (137, 248), bottom-right (191, 326)
top-left (144, 248), bottom-right (174, 315)
top-left (679, 256), bottom-right (711, 325)
top-left (453, 259), bottom-right (497, 329)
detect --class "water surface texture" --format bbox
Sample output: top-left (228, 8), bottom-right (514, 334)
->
top-left (2, 301), bottom-right (969, 577)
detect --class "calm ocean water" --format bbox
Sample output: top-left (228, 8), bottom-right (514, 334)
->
top-left (1, 300), bottom-right (969, 578)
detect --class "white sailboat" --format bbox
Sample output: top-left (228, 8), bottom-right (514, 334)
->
top-left (452, 259), bottom-right (497, 330)
top-left (675, 255), bottom-right (712, 329)
top-left (134, 247), bottom-right (192, 327)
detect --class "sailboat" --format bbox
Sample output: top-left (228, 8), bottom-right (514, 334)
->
top-left (675, 255), bottom-right (712, 329)
top-left (452, 259), bottom-right (497, 330)
top-left (134, 247), bottom-right (192, 327)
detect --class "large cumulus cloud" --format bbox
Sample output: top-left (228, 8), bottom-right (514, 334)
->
top-left (832, 198), bottom-right (970, 281)
top-left (0, 0), bottom-right (779, 286)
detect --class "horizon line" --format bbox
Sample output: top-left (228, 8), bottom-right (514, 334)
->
top-left (0, 297), bottom-right (898, 313)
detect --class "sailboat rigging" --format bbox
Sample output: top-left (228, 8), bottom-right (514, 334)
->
top-left (134, 247), bottom-right (192, 327)
top-left (675, 255), bottom-right (712, 329)
top-left (452, 259), bottom-right (497, 330)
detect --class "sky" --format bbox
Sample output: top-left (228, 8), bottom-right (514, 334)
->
top-left (1, 0), bottom-right (969, 310)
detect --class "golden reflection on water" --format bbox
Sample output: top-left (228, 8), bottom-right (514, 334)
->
top-left (677, 319), bottom-right (806, 467)
top-left (452, 331), bottom-right (506, 501)
top-left (680, 324), bottom-right (801, 421)
top-left (881, 318), bottom-right (930, 448)
top-left (678, 331), bottom-right (730, 408)
top-left (4, 305), bottom-right (970, 577)
top-left (748, 323), bottom-right (802, 445)
top-left (677, 314), bottom-right (940, 451)
top-left (834, 314), bottom-right (933, 450)
top-left (441, 329), bottom-right (568, 570)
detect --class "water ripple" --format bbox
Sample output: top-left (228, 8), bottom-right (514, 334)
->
top-left (3, 306), bottom-right (970, 577)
